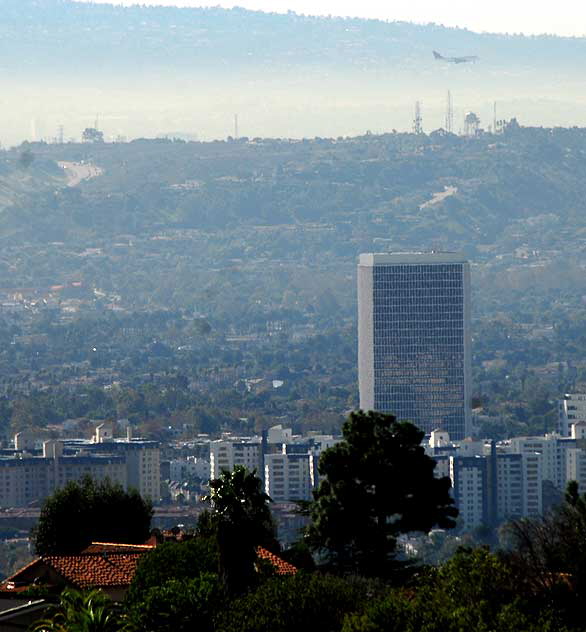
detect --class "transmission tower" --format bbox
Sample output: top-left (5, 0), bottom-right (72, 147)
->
top-left (413, 101), bottom-right (423, 135)
top-left (492, 101), bottom-right (496, 134)
top-left (445, 90), bottom-right (453, 134)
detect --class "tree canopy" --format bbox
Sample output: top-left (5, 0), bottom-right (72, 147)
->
top-left (203, 465), bottom-right (276, 593)
top-left (30, 587), bottom-right (127, 632)
top-left (307, 410), bottom-right (458, 576)
top-left (33, 476), bottom-right (153, 556)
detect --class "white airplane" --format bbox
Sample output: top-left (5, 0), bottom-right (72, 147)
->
top-left (433, 50), bottom-right (479, 64)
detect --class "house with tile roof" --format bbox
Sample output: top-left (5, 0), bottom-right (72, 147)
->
top-left (0, 539), bottom-right (296, 603)
top-left (256, 547), bottom-right (298, 576)
top-left (0, 552), bottom-right (144, 601)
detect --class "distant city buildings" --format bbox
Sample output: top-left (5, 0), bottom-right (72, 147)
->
top-left (428, 421), bottom-right (586, 529)
top-left (204, 427), bottom-right (339, 503)
top-left (0, 425), bottom-right (160, 508)
top-left (358, 252), bottom-right (472, 439)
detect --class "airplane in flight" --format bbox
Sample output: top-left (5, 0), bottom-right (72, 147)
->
top-left (433, 50), bottom-right (479, 64)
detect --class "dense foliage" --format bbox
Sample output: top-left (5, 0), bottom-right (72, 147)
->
top-left (203, 466), bottom-right (276, 593)
top-left (33, 476), bottom-right (153, 555)
top-left (30, 587), bottom-right (128, 632)
top-left (2, 127), bottom-right (586, 441)
top-left (308, 411), bottom-right (457, 575)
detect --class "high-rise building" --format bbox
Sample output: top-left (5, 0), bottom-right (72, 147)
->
top-left (358, 253), bottom-right (471, 439)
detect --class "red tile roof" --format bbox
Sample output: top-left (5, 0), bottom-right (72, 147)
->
top-left (256, 547), bottom-right (298, 576)
top-left (83, 542), bottom-right (155, 554)
top-left (0, 541), bottom-right (297, 594)
top-left (0, 552), bottom-right (144, 593)
top-left (44, 553), bottom-right (142, 589)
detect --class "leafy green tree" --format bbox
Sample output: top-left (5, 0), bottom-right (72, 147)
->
top-left (502, 480), bottom-right (586, 625)
top-left (126, 574), bottom-right (220, 632)
top-left (126, 538), bottom-right (217, 603)
top-left (202, 466), bottom-right (275, 594)
top-left (215, 573), bottom-right (374, 632)
top-left (307, 410), bottom-right (457, 576)
top-left (33, 476), bottom-right (153, 555)
top-left (343, 548), bottom-right (566, 632)
top-left (30, 587), bottom-right (128, 632)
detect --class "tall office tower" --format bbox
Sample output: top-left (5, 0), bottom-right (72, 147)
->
top-left (358, 253), bottom-right (471, 439)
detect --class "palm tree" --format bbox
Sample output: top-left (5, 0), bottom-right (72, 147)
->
top-left (30, 587), bottom-right (128, 632)
top-left (203, 465), bottom-right (275, 594)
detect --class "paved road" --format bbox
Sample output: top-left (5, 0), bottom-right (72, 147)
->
top-left (58, 161), bottom-right (103, 187)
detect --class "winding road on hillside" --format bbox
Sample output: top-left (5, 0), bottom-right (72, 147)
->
top-left (58, 161), bottom-right (103, 187)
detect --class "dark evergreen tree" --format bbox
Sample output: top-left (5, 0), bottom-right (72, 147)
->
top-left (33, 476), bottom-right (152, 555)
top-left (307, 410), bottom-right (458, 576)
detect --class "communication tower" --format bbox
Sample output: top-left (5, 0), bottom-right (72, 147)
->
top-left (413, 101), bottom-right (423, 135)
top-left (464, 112), bottom-right (480, 136)
top-left (493, 102), bottom-right (497, 134)
top-left (445, 91), bottom-right (453, 134)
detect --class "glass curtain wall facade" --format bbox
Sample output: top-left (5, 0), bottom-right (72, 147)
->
top-left (358, 253), bottom-right (471, 439)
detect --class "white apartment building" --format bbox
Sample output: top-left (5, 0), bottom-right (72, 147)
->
top-left (264, 452), bottom-right (313, 502)
top-left (449, 456), bottom-right (486, 528)
top-left (522, 452), bottom-right (543, 516)
top-left (91, 426), bottom-right (160, 501)
top-left (169, 457), bottom-right (210, 482)
top-left (267, 425), bottom-right (293, 444)
top-left (495, 453), bottom-right (524, 521)
top-left (0, 440), bottom-right (128, 508)
top-left (566, 447), bottom-right (586, 492)
top-left (509, 435), bottom-right (565, 489)
top-left (559, 394), bottom-right (586, 437)
top-left (209, 440), bottom-right (262, 479)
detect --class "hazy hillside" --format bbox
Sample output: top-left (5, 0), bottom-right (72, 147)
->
top-left (3, 1), bottom-right (586, 144)
top-left (3, 124), bottom-right (586, 317)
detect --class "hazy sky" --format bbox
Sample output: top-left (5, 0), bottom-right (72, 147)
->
top-left (88, 0), bottom-right (586, 37)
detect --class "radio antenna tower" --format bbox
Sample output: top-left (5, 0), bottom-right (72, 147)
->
top-left (493, 101), bottom-right (497, 134)
top-left (413, 101), bottom-right (423, 135)
top-left (445, 90), bottom-right (453, 134)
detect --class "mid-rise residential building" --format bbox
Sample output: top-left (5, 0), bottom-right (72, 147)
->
top-left (509, 435), bottom-right (565, 489)
top-left (449, 455), bottom-right (487, 528)
top-left (209, 439), bottom-right (262, 479)
top-left (0, 428), bottom-right (160, 508)
top-left (429, 432), bottom-right (546, 527)
top-left (494, 453), bottom-right (524, 521)
top-left (358, 252), bottom-right (471, 439)
top-left (264, 452), bottom-right (313, 502)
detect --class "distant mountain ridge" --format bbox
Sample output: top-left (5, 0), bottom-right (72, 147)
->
top-left (4, 0), bottom-right (586, 74)
top-left (2, 0), bottom-right (586, 143)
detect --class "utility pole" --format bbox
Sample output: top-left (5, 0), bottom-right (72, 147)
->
top-left (445, 90), bottom-right (453, 134)
top-left (413, 101), bottom-right (423, 135)
top-left (493, 101), bottom-right (498, 135)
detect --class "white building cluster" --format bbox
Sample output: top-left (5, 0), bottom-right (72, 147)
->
top-left (208, 425), bottom-right (339, 502)
top-left (0, 425), bottom-right (160, 508)
top-left (429, 418), bottom-right (586, 530)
